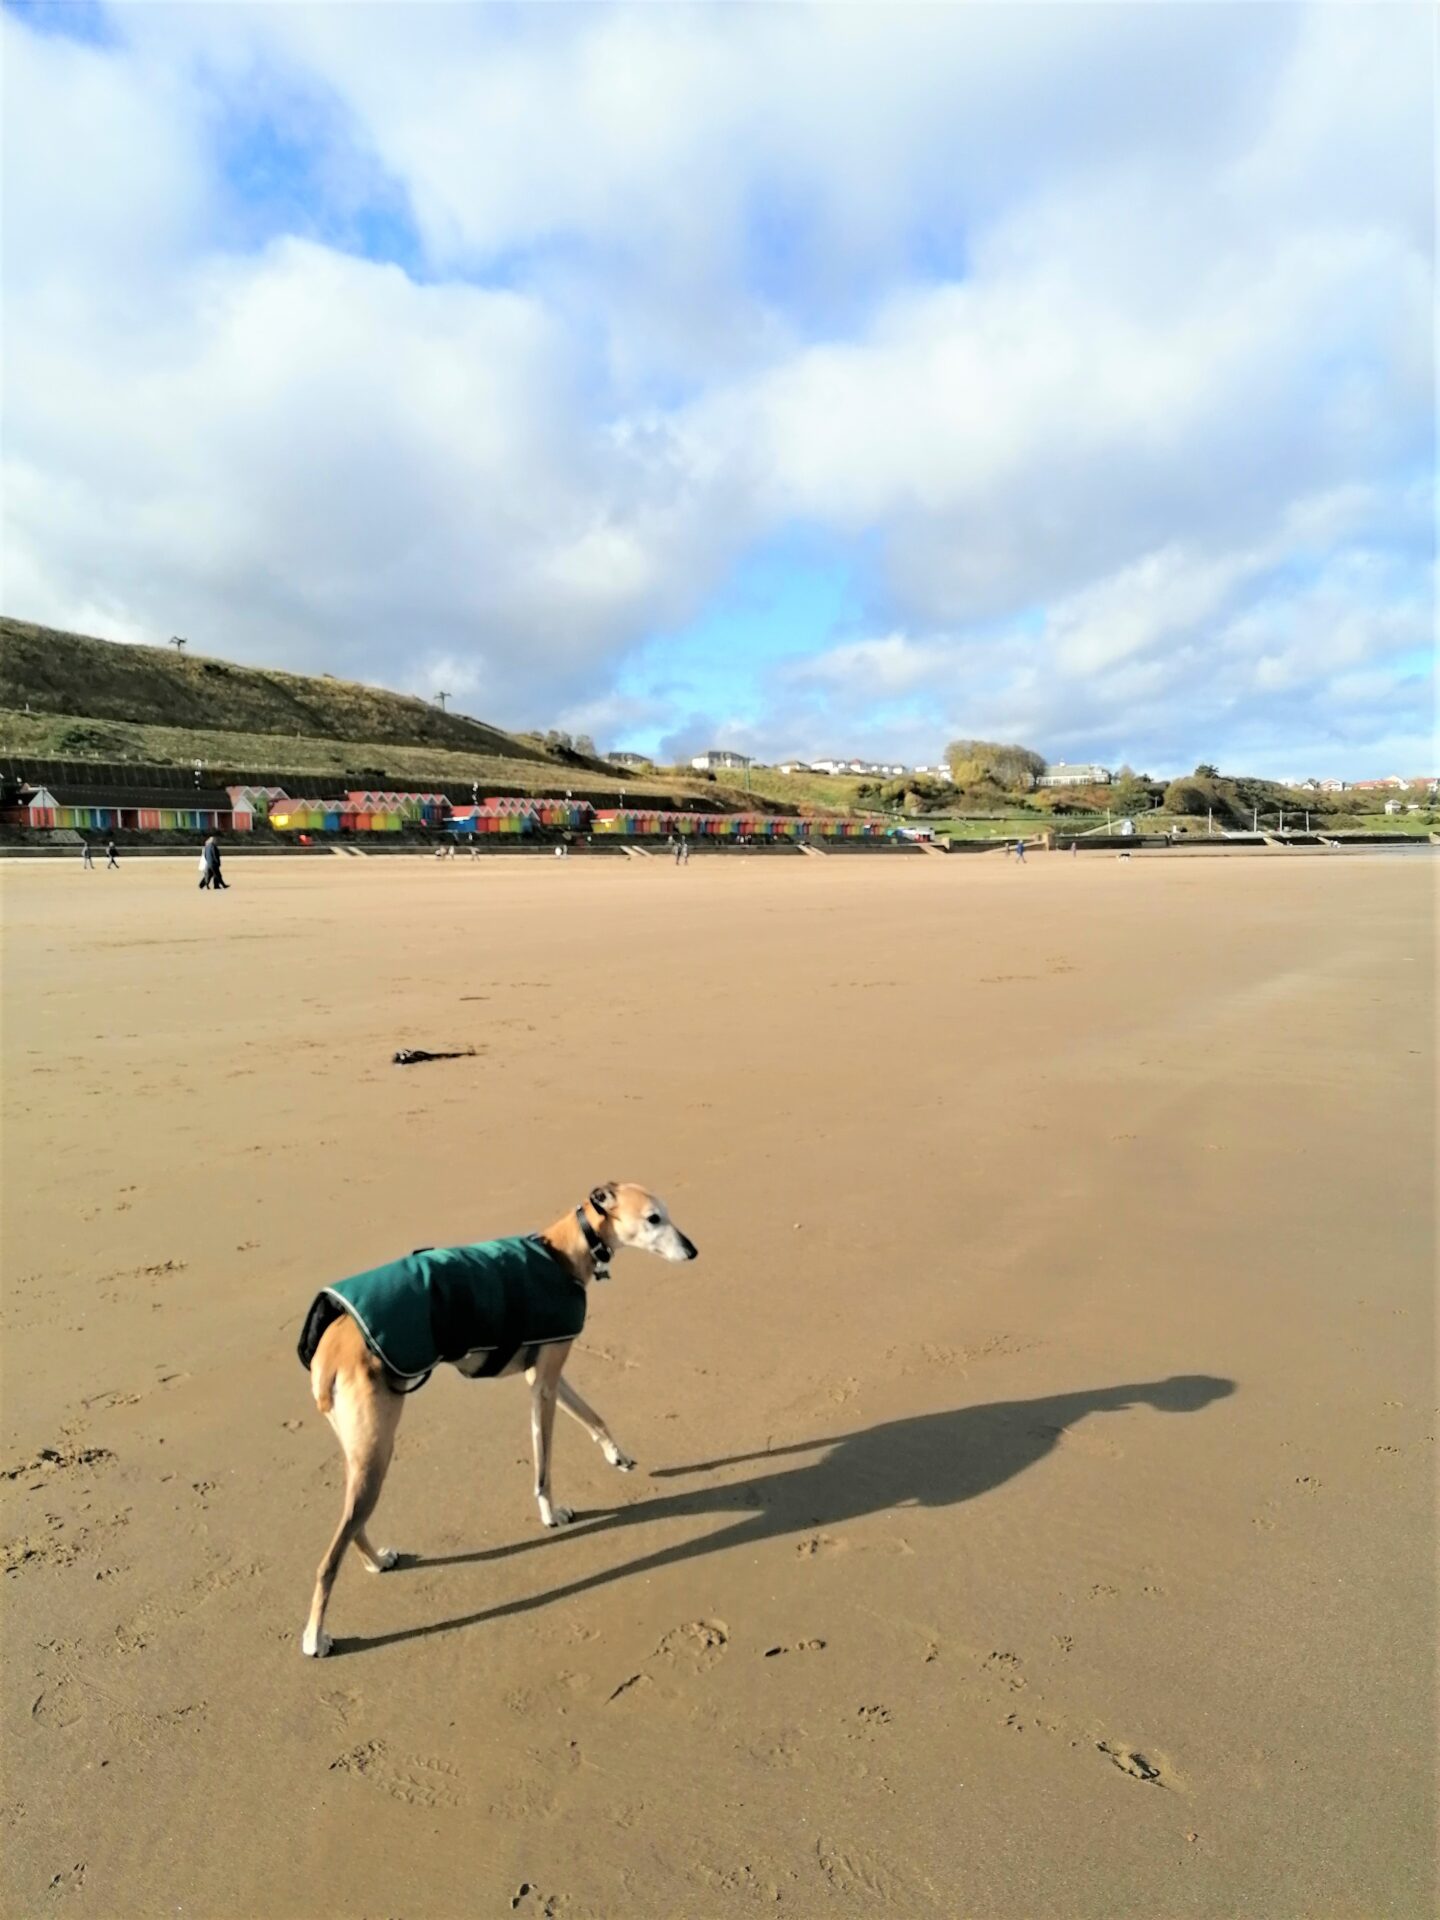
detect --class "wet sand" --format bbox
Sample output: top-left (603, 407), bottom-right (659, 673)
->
top-left (1, 852), bottom-right (1433, 1918)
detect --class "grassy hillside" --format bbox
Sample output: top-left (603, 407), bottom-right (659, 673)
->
top-left (0, 617), bottom-right (557, 762)
top-left (717, 765), bottom-right (869, 813)
top-left (0, 704), bottom-right (747, 802)
top-left (0, 615), bottom-right (762, 801)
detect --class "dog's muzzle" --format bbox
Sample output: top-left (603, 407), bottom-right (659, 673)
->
top-left (676, 1232), bottom-right (699, 1261)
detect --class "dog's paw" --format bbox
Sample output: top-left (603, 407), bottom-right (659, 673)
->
top-left (539, 1502), bottom-right (575, 1529)
top-left (366, 1547), bottom-right (399, 1573)
top-left (602, 1443), bottom-right (636, 1473)
top-left (301, 1628), bottom-right (333, 1659)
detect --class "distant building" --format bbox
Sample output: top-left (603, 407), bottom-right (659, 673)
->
top-left (776, 760), bottom-right (811, 774)
top-left (1038, 763), bottom-right (1112, 787)
top-left (809, 757), bottom-right (908, 778)
top-left (912, 763), bottom-right (955, 782)
top-left (690, 749), bottom-right (753, 772)
top-left (607, 751), bottom-right (654, 769)
top-left (1318, 778), bottom-right (1347, 792)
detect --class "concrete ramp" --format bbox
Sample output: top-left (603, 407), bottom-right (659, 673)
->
top-left (621, 845), bottom-right (653, 859)
top-left (798, 841), bottom-right (828, 856)
top-left (917, 839), bottom-right (948, 855)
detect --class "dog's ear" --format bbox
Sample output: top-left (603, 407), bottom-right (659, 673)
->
top-left (589, 1184), bottom-right (617, 1216)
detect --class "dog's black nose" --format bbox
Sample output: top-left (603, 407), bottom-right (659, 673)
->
top-left (680, 1233), bottom-right (698, 1261)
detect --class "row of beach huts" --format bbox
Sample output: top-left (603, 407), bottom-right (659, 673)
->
top-left (3, 783), bottom-right (893, 842)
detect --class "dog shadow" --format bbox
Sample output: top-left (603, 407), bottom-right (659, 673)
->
top-left (343, 1374), bottom-right (1234, 1655)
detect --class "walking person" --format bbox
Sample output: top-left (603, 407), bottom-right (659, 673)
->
top-left (201, 834), bottom-right (228, 891)
top-left (80, 840), bottom-right (94, 870)
top-left (1014, 838), bottom-right (1026, 864)
top-left (105, 839), bottom-right (119, 870)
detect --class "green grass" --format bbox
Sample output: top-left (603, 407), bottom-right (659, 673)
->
top-left (0, 706), bottom-right (760, 804)
top-left (936, 810), bottom-right (1082, 840)
top-left (0, 616), bottom-right (564, 761)
top-left (1337, 812), bottom-right (1437, 837)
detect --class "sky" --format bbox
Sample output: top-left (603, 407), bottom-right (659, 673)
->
top-left (2, 1), bottom-right (1434, 778)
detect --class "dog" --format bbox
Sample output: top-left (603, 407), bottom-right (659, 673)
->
top-left (296, 1183), bottom-right (697, 1657)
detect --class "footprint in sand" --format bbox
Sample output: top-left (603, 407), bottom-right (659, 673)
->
top-left (851, 1704), bottom-right (892, 1736)
top-left (796, 1532), bottom-right (846, 1558)
top-left (982, 1651), bottom-right (1026, 1691)
top-left (816, 1839), bottom-right (907, 1900)
top-left (763, 1639), bottom-right (827, 1658)
top-left (2, 1445), bottom-right (115, 1484)
top-left (510, 1885), bottom-right (565, 1917)
top-left (328, 1740), bottom-right (461, 1809)
top-left (607, 1620), bottom-right (728, 1703)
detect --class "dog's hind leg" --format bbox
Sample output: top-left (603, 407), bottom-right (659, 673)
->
top-left (303, 1325), bottom-right (404, 1657)
top-left (555, 1375), bottom-right (635, 1473)
top-left (528, 1341), bottom-right (574, 1528)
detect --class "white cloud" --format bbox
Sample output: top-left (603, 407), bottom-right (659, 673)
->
top-left (1, 2), bottom-right (1432, 773)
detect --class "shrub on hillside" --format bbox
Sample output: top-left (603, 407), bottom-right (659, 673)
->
top-left (944, 739), bottom-right (1046, 792)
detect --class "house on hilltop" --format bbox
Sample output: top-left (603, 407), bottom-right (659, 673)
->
top-left (1038, 763), bottom-right (1112, 787)
top-left (690, 749), bottom-right (753, 772)
top-left (810, 757), bottom-right (909, 777)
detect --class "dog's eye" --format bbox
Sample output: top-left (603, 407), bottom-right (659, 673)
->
top-left (646, 1213), bottom-right (661, 1226)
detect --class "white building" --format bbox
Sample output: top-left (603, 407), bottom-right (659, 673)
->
top-left (690, 749), bottom-right (754, 772)
top-left (1038, 763), bottom-right (1112, 787)
top-left (809, 757), bottom-right (908, 777)
top-left (912, 763), bottom-right (955, 782)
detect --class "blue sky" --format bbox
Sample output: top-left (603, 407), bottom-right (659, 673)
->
top-left (3, 1), bottom-right (1434, 776)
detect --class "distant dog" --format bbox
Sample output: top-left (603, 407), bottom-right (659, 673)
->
top-left (296, 1184), bottom-right (698, 1657)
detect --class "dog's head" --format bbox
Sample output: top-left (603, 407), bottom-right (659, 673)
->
top-left (589, 1183), bottom-right (698, 1263)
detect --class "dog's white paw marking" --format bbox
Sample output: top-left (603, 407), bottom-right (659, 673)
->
top-left (603, 1443), bottom-right (636, 1472)
top-left (540, 1503), bottom-right (575, 1528)
top-left (368, 1548), bottom-right (399, 1572)
top-left (302, 1628), bottom-right (333, 1659)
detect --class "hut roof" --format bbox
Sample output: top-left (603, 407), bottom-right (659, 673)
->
top-left (40, 784), bottom-right (235, 810)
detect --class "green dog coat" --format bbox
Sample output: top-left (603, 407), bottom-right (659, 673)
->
top-left (297, 1235), bottom-right (586, 1392)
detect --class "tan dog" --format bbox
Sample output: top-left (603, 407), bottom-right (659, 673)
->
top-left (298, 1184), bottom-right (697, 1657)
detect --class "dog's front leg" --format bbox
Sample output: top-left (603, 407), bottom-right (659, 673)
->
top-left (556, 1375), bottom-right (635, 1472)
top-left (528, 1344), bottom-right (573, 1528)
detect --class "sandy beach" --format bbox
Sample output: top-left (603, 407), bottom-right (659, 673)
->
top-left (1, 851), bottom-right (1433, 1918)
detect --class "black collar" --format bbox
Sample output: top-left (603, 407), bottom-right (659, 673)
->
top-left (575, 1205), bottom-right (612, 1280)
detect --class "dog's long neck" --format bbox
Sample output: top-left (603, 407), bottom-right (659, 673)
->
top-left (540, 1200), bottom-right (614, 1287)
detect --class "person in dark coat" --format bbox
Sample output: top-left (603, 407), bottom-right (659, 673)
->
top-left (201, 835), bottom-right (229, 891)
